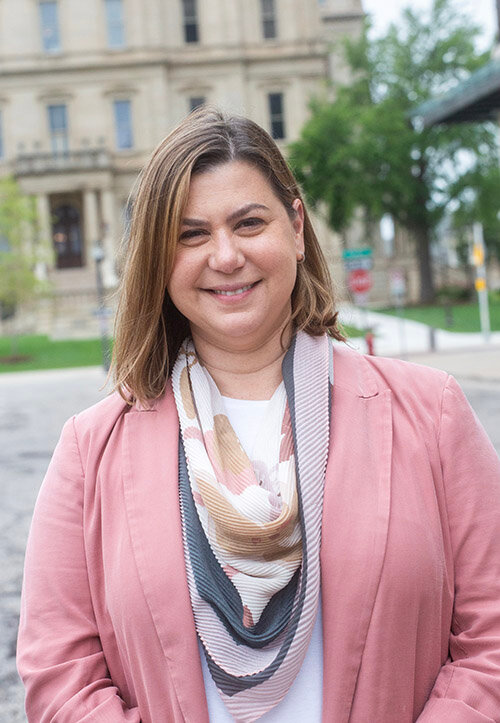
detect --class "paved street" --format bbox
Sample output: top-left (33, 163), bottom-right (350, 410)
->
top-left (1, 359), bottom-right (499, 722)
top-left (0, 367), bottom-right (109, 722)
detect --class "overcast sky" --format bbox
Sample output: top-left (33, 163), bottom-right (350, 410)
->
top-left (361, 0), bottom-right (497, 47)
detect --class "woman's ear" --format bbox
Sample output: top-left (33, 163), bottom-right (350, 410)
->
top-left (291, 198), bottom-right (305, 257)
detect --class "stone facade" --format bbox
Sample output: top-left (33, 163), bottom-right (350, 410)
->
top-left (0, 0), bottom-right (416, 336)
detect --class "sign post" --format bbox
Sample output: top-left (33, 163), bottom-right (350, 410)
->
top-left (472, 223), bottom-right (491, 343)
top-left (390, 269), bottom-right (407, 358)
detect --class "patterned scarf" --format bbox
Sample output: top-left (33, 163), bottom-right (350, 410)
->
top-left (171, 331), bottom-right (332, 722)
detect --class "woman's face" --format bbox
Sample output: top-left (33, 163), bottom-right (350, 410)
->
top-left (167, 160), bottom-right (305, 352)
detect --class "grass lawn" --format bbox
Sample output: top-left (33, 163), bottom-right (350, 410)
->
top-left (0, 326), bottom-right (366, 373)
top-left (340, 324), bottom-right (365, 338)
top-left (0, 334), bottom-right (106, 373)
top-left (376, 296), bottom-right (500, 333)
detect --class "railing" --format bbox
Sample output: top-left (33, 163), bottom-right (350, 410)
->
top-left (14, 148), bottom-right (112, 176)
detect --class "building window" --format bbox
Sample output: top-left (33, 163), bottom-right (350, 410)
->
top-left (39, 1), bottom-right (61, 53)
top-left (189, 96), bottom-right (205, 112)
top-left (48, 104), bottom-right (69, 154)
top-left (261, 0), bottom-right (277, 40)
top-left (268, 93), bottom-right (285, 140)
top-left (105, 0), bottom-right (125, 48)
top-left (182, 0), bottom-right (199, 43)
top-left (113, 100), bottom-right (133, 149)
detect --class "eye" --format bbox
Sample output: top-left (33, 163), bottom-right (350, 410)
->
top-left (236, 217), bottom-right (264, 231)
top-left (178, 228), bottom-right (208, 245)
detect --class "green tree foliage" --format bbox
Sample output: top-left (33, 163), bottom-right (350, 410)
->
top-left (452, 164), bottom-right (500, 264)
top-left (0, 177), bottom-right (48, 353)
top-left (289, 0), bottom-right (500, 302)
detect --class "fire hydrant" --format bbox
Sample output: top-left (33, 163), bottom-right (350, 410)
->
top-left (365, 330), bottom-right (375, 356)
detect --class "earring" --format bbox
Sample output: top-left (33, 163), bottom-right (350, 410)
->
top-left (297, 251), bottom-right (305, 263)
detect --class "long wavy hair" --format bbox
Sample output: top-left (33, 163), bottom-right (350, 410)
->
top-left (112, 106), bottom-right (344, 405)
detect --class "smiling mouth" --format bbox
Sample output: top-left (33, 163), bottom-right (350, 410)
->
top-left (209, 282), bottom-right (258, 297)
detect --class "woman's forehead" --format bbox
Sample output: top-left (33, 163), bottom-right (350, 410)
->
top-left (185, 160), bottom-right (277, 208)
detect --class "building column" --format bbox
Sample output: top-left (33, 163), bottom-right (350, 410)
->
top-left (83, 188), bottom-right (100, 263)
top-left (100, 188), bottom-right (119, 287)
top-left (35, 193), bottom-right (51, 280)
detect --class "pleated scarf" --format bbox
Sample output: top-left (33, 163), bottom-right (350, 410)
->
top-left (171, 331), bottom-right (332, 722)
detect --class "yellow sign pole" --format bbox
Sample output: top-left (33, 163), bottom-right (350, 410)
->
top-left (472, 222), bottom-right (491, 343)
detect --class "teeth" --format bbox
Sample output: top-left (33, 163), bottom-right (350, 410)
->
top-left (213, 284), bottom-right (253, 296)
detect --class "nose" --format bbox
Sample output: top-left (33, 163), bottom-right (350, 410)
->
top-left (207, 231), bottom-right (245, 274)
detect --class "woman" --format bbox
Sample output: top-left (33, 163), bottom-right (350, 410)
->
top-left (17, 107), bottom-right (500, 722)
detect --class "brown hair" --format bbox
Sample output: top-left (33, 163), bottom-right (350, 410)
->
top-left (112, 106), bottom-right (343, 405)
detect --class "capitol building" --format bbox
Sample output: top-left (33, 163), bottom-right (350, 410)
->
top-left (2, 1), bottom-right (413, 334)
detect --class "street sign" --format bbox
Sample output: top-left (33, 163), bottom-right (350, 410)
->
top-left (343, 257), bottom-right (373, 271)
top-left (343, 249), bottom-right (373, 306)
top-left (342, 248), bottom-right (373, 260)
top-left (348, 269), bottom-right (372, 294)
top-left (342, 248), bottom-right (373, 271)
top-left (472, 243), bottom-right (485, 267)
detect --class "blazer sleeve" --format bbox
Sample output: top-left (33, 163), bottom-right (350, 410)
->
top-left (417, 375), bottom-right (500, 722)
top-left (17, 416), bottom-right (141, 723)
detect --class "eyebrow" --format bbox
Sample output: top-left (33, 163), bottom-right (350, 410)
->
top-left (181, 203), bottom-right (270, 227)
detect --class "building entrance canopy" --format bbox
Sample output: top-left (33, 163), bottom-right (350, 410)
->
top-left (411, 58), bottom-right (500, 128)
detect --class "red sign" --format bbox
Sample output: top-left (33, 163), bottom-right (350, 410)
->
top-left (348, 269), bottom-right (372, 294)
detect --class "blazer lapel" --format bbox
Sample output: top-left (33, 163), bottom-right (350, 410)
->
top-left (122, 384), bottom-right (209, 722)
top-left (321, 346), bottom-right (393, 721)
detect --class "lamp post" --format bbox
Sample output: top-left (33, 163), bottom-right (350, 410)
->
top-left (92, 242), bottom-right (112, 372)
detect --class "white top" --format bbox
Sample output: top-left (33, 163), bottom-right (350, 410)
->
top-left (198, 390), bottom-right (323, 721)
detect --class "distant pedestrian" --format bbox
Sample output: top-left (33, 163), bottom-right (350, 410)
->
top-left (17, 107), bottom-right (500, 721)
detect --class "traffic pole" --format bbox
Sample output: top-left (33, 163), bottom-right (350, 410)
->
top-left (472, 223), bottom-right (491, 344)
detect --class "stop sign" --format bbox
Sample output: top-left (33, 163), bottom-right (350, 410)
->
top-left (348, 269), bottom-right (372, 294)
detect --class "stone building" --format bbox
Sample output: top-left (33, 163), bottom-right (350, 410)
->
top-left (1, 0), bottom-right (415, 335)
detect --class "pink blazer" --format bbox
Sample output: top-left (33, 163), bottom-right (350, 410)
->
top-left (17, 344), bottom-right (500, 722)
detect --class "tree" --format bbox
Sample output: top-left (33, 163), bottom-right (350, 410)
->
top-left (452, 163), bottom-right (500, 264)
top-left (0, 177), bottom-right (48, 356)
top-left (289, 0), bottom-right (500, 303)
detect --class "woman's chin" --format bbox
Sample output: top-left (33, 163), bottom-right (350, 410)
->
top-left (192, 318), bottom-right (286, 351)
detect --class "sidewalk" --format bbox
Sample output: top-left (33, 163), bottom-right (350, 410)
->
top-left (339, 305), bottom-right (500, 383)
top-left (0, 310), bottom-right (498, 384)
top-left (404, 347), bottom-right (500, 383)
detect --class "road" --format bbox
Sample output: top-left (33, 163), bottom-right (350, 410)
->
top-left (1, 363), bottom-right (499, 722)
top-left (0, 367), bottom-right (108, 722)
